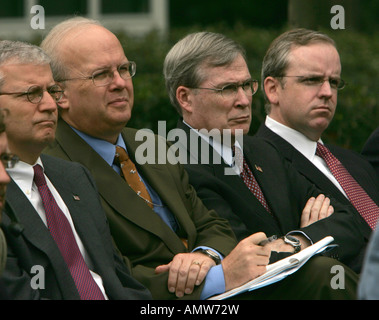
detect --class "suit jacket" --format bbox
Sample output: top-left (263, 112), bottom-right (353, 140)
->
top-left (1, 154), bottom-right (151, 300)
top-left (176, 120), bottom-right (366, 272)
top-left (359, 226), bottom-right (379, 299)
top-left (362, 126), bottom-right (379, 180)
top-left (255, 124), bottom-right (377, 271)
top-left (43, 119), bottom-right (237, 300)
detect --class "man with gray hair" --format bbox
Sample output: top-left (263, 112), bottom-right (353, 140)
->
top-left (0, 40), bottom-right (151, 300)
top-left (255, 28), bottom-right (379, 272)
top-left (166, 30), bottom-right (365, 276)
top-left (43, 18), bottom-right (360, 299)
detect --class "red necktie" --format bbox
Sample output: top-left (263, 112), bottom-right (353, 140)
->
top-left (316, 143), bottom-right (379, 229)
top-left (33, 165), bottom-right (105, 300)
top-left (233, 147), bottom-right (272, 213)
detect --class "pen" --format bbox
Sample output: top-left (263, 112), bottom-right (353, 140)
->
top-left (259, 235), bottom-right (278, 246)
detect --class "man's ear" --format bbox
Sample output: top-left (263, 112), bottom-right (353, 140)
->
top-left (264, 76), bottom-right (280, 105)
top-left (56, 89), bottom-right (69, 110)
top-left (176, 86), bottom-right (193, 114)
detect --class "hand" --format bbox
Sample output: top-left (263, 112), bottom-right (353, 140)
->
top-left (155, 251), bottom-right (216, 298)
top-left (300, 194), bottom-right (334, 228)
top-left (221, 232), bottom-right (270, 291)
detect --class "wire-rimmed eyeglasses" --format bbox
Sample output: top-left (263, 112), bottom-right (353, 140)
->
top-left (0, 84), bottom-right (64, 104)
top-left (278, 75), bottom-right (345, 90)
top-left (190, 79), bottom-right (259, 99)
top-left (58, 61), bottom-right (137, 87)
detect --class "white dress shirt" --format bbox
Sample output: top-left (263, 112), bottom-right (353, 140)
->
top-left (265, 116), bottom-right (348, 198)
top-left (7, 157), bottom-right (108, 299)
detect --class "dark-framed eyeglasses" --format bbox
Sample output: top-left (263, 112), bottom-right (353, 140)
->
top-left (1, 153), bottom-right (19, 169)
top-left (58, 61), bottom-right (137, 87)
top-left (0, 84), bottom-right (64, 103)
top-left (190, 79), bottom-right (259, 99)
top-left (278, 75), bottom-right (345, 90)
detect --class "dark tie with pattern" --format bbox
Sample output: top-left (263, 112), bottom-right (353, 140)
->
top-left (233, 146), bottom-right (272, 213)
top-left (316, 142), bottom-right (379, 229)
top-left (115, 146), bottom-right (154, 209)
top-left (33, 164), bottom-right (105, 300)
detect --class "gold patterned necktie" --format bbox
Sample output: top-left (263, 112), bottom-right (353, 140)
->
top-left (115, 146), bottom-right (154, 209)
top-left (316, 142), bottom-right (379, 229)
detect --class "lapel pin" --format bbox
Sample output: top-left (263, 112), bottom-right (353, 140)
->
top-left (73, 195), bottom-right (80, 201)
top-left (255, 165), bottom-right (263, 172)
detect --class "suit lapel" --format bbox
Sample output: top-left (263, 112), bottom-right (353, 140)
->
top-left (177, 120), bottom-right (280, 229)
top-left (256, 125), bottom-right (350, 204)
top-left (54, 120), bottom-right (188, 253)
top-left (41, 156), bottom-right (109, 265)
top-left (121, 130), bottom-right (196, 248)
top-left (5, 179), bottom-right (79, 297)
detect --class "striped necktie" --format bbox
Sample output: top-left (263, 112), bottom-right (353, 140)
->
top-left (33, 165), bottom-right (105, 299)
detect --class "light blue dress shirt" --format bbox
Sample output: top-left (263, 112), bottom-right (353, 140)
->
top-left (71, 127), bottom-right (225, 299)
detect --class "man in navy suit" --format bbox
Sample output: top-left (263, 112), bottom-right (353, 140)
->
top-left (254, 28), bottom-right (379, 273)
top-left (0, 40), bottom-right (151, 300)
top-left (165, 31), bottom-right (366, 275)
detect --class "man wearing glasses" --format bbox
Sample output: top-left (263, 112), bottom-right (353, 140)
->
top-left (42, 18), bottom-right (362, 300)
top-left (255, 28), bottom-right (379, 273)
top-left (166, 31), bottom-right (365, 276)
top-left (0, 40), bottom-right (151, 300)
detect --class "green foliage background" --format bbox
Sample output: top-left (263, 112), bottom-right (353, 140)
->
top-left (116, 25), bottom-right (378, 153)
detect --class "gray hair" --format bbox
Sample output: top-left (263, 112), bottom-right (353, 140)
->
top-left (40, 16), bottom-right (101, 82)
top-left (0, 40), bottom-right (51, 88)
top-left (163, 31), bottom-right (247, 115)
top-left (261, 28), bottom-right (337, 113)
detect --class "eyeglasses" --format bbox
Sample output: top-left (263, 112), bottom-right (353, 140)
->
top-left (0, 84), bottom-right (64, 104)
top-left (1, 153), bottom-right (19, 169)
top-left (279, 75), bottom-right (345, 90)
top-left (191, 80), bottom-right (259, 99)
top-left (59, 61), bottom-right (137, 87)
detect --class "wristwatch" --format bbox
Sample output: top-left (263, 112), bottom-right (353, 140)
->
top-left (283, 235), bottom-right (301, 253)
top-left (197, 249), bottom-right (221, 265)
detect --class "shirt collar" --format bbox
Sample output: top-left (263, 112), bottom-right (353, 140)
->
top-left (7, 157), bottom-right (43, 192)
top-left (183, 120), bottom-right (242, 170)
top-left (71, 126), bottom-right (126, 166)
top-left (265, 116), bottom-right (323, 161)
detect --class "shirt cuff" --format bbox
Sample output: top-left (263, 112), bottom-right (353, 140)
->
top-left (199, 264), bottom-right (225, 300)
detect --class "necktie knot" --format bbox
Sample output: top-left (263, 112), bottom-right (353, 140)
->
top-left (316, 142), bottom-right (332, 160)
top-left (33, 164), bottom-right (47, 187)
top-left (115, 146), bottom-right (129, 163)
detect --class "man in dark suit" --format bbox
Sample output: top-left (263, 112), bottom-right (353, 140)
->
top-left (362, 127), bottom-right (379, 179)
top-left (42, 18), bottom-right (359, 299)
top-left (254, 28), bottom-right (379, 272)
top-left (0, 40), bottom-right (151, 300)
top-left (0, 109), bottom-right (13, 300)
top-left (164, 31), bottom-right (366, 274)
